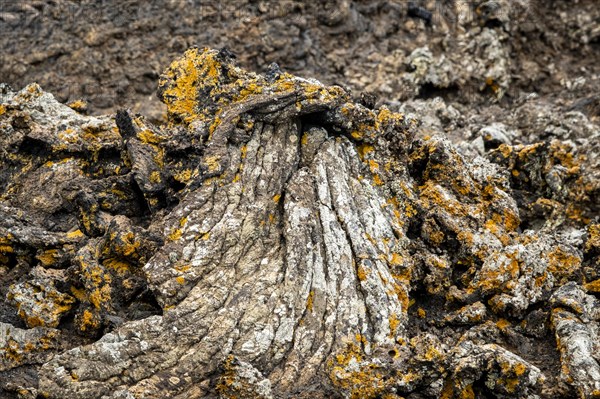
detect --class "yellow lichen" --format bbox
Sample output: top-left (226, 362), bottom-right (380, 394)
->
top-left (78, 309), bottom-right (100, 331)
top-left (66, 229), bottom-right (84, 239)
top-left (67, 99), bottom-right (87, 112)
top-left (389, 253), bottom-right (403, 266)
top-left (357, 265), bottom-right (368, 281)
top-left (168, 228), bottom-right (183, 241)
top-left (138, 129), bottom-right (164, 144)
top-left (103, 258), bottom-right (131, 276)
top-left (389, 313), bottom-right (400, 336)
top-left (149, 171), bottom-right (162, 183)
top-left (584, 279), bottom-right (600, 293)
top-left (204, 155), bottom-right (221, 173)
top-left (328, 339), bottom-right (394, 399)
top-left (159, 48), bottom-right (223, 124)
top-left (37, 249), bottom-right (59, 267)
top-left (306, 290), bottom-right (314, 312)
top-left (586, 224), bottom-right (600, 252)
top-left (173, 169), bottom-right (193, 183)
top-left (357, 144), bottom-right (375, 160)
top-left (547, 247), bottom-right (581, 283)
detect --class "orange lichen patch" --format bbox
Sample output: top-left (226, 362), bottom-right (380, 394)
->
top-left (517, 142), bottom-right (544, 161)
top-left (565, 203), bottom-right (589, 224)
top-left (88, 283), bottom-right (112, 311)
top-left (417, 308), bottom-right (427, 318)
top-left (300, 132), bottom-right (310, 146)
top-left (484, 218), bottom-right (510, 246)
top-left (584, 279), bottom-right (600, 293)
top-left (103, 258), bottom-right (131, 276)
top-left (137, 129), bottom-right (165, 145)
top-left (497, 144), bottom-right (513, 159)
top-left (67, 99), bottom-right (87, 112)
top-left (149, 171), bottom-right (162, 183)
top-left (216, 353), bottom-right (286, 398)
top-left (0, 233), bottom-right (15, 253)
top-left (350, 130), bottom-right (364, 140)
top-left (418, 181), bottom-right (466, 217)
top-left (357, 265), bottom-right (369, 281)
top-left (272, 193), bottom-right (282, 203)
top-left (176, 276), bottom-right (185, 285)
top-left (549, 140), bottom-right (583, 172)
top-left (159, 48), bottom-right (222, 124)
top-left (306, 290), bottom-right (314, 312)
top-left (327, 340), bottom-right (395, 399)
top-left (66, 229), bottom-right (84, 239)
top-left (475, 252), bottom-right (520, 293)
top-left (174, 263), bottom-right (191, 273)
top-left (514, 363), bottom-right (527, 376)
top-left (70, 286), bottom-right (87, 302)
top-left (168, 228), bottom-right (183, 241)
top-left (496, 360), bottom-right (530, 393)
top-left (368, 159), bottom-right (380, 172)
top-left (77, 254), bottom-right (113, 311)
top-left (373, 174), bottom-right (384, 186)
top-left (214, 356), bottom-right (239, 397)
top-left (429, 230), bottom-right (445, 246)
top-left (0, 105), bottom-right (5, 116)
top-left (503, 209), bottom-right (520, 231)
top-left (357, 144), bottom-right (375, 160)
top-left (4, 338), bottom-right (25, 364)
top-left (112, 231), bottom-right (141, 259)
top-left (77, 308), bottom-right (101, 332)
top-left (203, 155), bottom-right (221, 173)
top-left (80, 203), bottom-right (98, 234)
top-left (37, 249), bottom-right (59, 267)
top-left (391, 280), bottom-right (411, 311)
top-left (173, 168), bottom-right (193, 183)
top-left (389, 313), bottom-right (400, 336)
top-left (585, 224), bottom-right (600, 254)
top-left (547, 247), bottom-right (581, 282)
top-left (234, 82), bottom-right (264, 101)
top-left (458, 384), bottom-right (475, 399)
top-left (530, 197), bottom-right (561, 212)
top-left (8, 282), bottom-right (76, 328)
top-left (456, 230), bottom-right (475, 248)
top-left (389, 253), bottom-right (403, 266)
top-left (440, 380), bottom-right (456, 399)
top-left (496, 318), bottom-right (511, 331)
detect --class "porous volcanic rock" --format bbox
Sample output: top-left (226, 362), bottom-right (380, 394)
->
top-left (0, 47), bottom-right (599, 399)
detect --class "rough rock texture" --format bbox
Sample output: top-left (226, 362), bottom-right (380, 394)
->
top-left (1, 44), bottom-right (599, 399)
top-left (1, 0), bottom-right (599, 126)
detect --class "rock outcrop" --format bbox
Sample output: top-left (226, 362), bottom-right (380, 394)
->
top-left (1, 47), bottom-right (599, 398)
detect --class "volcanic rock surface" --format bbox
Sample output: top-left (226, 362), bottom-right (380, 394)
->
top-left (0, 43), bottom-right (599, 399)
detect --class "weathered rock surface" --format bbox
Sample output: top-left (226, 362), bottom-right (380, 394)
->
top-left (0, 47), bottom-right (599, 399)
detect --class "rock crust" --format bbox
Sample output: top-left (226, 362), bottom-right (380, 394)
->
top-left (0, 47), bottom-right (599, 398)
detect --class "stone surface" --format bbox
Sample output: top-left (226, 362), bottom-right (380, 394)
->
top-left (0, 44), bottom-right (599, 399)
